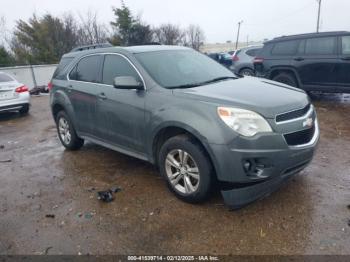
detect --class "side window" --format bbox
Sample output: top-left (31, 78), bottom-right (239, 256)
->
top-left (70, 55), bottom-right (101, 82)
top-left (341, 36), bottom-right (350, 55)
top-left (69, 65), bottom-right (77, 80)
top-left (271, 40), bottom-right (298, 56)
top-left (53, 57), bottom-right (74, 79)
top-left (246, 48), bottom-right (261, 57)
top-left (305, 37), bottom-right (336, 55)
top-left (102, 55), bottom-right (141, 85)
top-left (297, 40), bottom-right (305, 54)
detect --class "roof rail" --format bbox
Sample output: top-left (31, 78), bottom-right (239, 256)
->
top-left (70, 43), bottom-right (113, 52)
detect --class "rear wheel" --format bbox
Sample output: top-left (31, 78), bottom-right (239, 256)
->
top-left (56, 111), bottom-right (84, 150)
top-left (272, 72), bottom-right (298, 87)
top-left (239, 68), bottom-right (254, 77)
top-left (158, 135), bottom-right (213, 203)
top-left (19, 104), bottom-right (29, 115)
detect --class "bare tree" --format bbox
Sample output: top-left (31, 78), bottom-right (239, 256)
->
top-left (153, 24), bottom-right (185, 45)
top-left (78, 11), bottom-right (109, 45)
top-left (185, 24), bottom-right (205, 51)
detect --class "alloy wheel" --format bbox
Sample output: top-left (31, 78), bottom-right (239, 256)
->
top-left (58, 117), bottom-right (71, 145)
top-left (165, 149), bottom-right (200, 195)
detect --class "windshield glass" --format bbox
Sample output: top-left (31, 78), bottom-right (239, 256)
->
top-left (135, 50), bottom-right (235, 89)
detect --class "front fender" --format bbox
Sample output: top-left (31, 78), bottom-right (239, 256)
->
top-left (145, 99), bottom-right (238, 167)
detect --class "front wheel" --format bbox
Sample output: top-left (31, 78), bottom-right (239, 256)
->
top-left (56, 111), bottom-right (84, 150)
top-left (158, 135), bottom-right (213, 203)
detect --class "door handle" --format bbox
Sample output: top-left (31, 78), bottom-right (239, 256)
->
top-left (341, 57), bottom-right (350, 61)
top-left (67, 84), bottom-right (73, 93)
top-left (98, 93), bottom-right (107, 100)
top-left (294, 57), bottom-right (304, 61)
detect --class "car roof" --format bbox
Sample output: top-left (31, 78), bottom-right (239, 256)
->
top-left (266, 31), bottom-right (350, 44)
top-left (63, 45), bottom-right (190, 58)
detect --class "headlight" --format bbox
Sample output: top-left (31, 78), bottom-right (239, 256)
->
top-left (217, 107), bottom-right (272, 137)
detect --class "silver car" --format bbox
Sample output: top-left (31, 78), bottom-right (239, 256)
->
top-left (230, 46), bottom-right (262, 76)
top-left (0, 72), bottom-right (30, 114)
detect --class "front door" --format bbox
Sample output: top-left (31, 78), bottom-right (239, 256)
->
top-left (96, 54), bottom-right (146, 154)
top-left (337, 35), bottom-right (350, 92)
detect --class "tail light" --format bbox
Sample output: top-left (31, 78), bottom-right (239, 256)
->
top-left (232, 55), bottom-right (239, 62)
top-left (253, 57), bottom-right (264, 63)
top-left (47, 82), bottom-right (53, 91)
top-left (15, 85), bottom-right (29, 93)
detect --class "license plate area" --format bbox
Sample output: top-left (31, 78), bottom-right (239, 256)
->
top-left (0, 91), bottom-right (15, 100)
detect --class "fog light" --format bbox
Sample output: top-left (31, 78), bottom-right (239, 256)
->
top-left (242, 158), bottom-right (269, 179)
top-left (243, 160), bottom-right (252, 172)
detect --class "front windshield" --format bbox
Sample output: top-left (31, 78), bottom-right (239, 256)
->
top-left (135, 50), bottom-right (235, 89)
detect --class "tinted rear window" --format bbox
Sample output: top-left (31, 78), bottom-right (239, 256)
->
top-left (70, 55), bottom-right (101, 82)
top-left (0, 73), bottom-right (14, 82)
top-left (305, 37), bottom-right (336, 55)
top-left (271, 40), bottom-right (298, 55)
top-left (341, 36), bottom-right (350, 55)
top-left (53, 57), bottom-right (74, 79)
top-left (246, 48), bottom-right (261, 57)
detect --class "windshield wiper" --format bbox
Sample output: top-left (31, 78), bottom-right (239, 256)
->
top-left (200, 76), bottom-right (237, 85)
top-left (167, 76), bottom-right (236, 89)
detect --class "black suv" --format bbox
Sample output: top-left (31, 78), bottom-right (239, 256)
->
top-left (254, 31), bottom-right (350, 93)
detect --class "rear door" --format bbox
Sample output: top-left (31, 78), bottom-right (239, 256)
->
top-left (68, 54), bottom-right (103, 136)
top-left (95, 54), bottom-right (146, 154)
top-left (336, 35), bottom-right (350, 92)
top-left (269, 39), bottom-right (299, 74)
top-left (293, 36), bottom-right (338, 91)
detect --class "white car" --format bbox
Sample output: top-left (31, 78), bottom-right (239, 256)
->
top-left (0, 72), bottom-right (30, 114)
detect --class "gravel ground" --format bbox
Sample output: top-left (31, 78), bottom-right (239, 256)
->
top-left (0, 94), bottom-right (349, 255)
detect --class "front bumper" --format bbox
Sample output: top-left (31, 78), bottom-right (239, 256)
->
top-left (210, 119), bottom-right (319, 209)
top-left (0, 92), bottom-right (30, 113)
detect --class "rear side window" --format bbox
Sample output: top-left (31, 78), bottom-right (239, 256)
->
top-left (53, 57), bottom-right (73, 79)
top-left (341, 36), bottom-right (350, 55)
top-left (305, 37), bottom-right (336, 55)
top-left (69, 55), bottom-right (101, 82)
top-left (102, 55), bottom-right (141, 85)
top-left (271, 41), bottom-right (298, 55)
top-left (0, 73), bottom-right (14, 82)
top-left (246, 48), bottom-right (261, 57)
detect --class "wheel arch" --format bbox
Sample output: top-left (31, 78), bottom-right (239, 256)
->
top-left (150, 123), bottom-right (219, 179)
top-left (51, 90), bottom-right (77, 126)
top-left (269, 67), bottom-right (302, 87)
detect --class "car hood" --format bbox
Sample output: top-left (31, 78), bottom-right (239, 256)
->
top-left (172, 77), bottom-right (309, 118)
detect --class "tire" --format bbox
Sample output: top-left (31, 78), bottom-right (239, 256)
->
top-left (239, 68), bottom-right (254, 77)
top-left (272, 72), bottom-right (298, 87)
top-left (19, 104), bottom-right (29, 115)
top-left (158, 135), bottom-right (213, 203)
top-left (55, 111), bottom-right (84, 150)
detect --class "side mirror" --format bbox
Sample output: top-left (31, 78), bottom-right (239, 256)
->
top-left (113, 76), bottom-right (144, 90)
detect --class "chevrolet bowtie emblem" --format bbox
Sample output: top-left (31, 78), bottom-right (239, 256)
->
top-left (303, 117), bottom-right (313, 128)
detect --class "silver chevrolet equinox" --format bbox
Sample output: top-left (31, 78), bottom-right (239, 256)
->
top-left (50, 44), bottom-right (319, 209)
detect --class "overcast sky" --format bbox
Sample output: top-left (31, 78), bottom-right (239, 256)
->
top-left (1, 0), bottom-right (350, 43)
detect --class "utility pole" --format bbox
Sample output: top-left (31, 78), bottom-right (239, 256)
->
top-left (316, 0), bottom-right (322, 33)
top-left (235, 20), bottom-right (243, 50)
